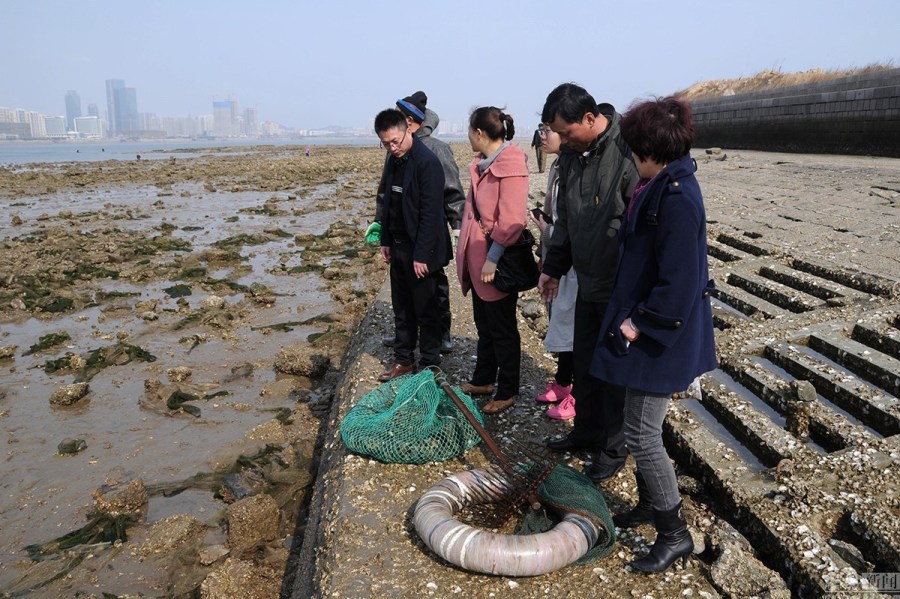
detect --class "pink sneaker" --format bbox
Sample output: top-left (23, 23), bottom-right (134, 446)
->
top-left (536, 381), bottom-right (573, 403)
top-left (547, 395), bottom-right (576, 420)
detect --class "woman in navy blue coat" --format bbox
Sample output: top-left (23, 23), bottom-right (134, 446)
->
top-left (589, 97), bottom-right (716, 573)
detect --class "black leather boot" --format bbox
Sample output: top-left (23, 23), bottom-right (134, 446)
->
top-left (629, 502), bottom-right (694, 573)
top-left (613, 471), bottom-right (653, 528)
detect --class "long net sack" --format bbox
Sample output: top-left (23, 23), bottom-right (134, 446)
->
top-left (340, 369), bottom-right (484, 464)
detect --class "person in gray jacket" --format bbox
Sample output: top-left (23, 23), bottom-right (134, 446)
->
top-left (538, 83), bottom-right (638, 483)
top-left (370, 91), bottom-right (464, 353)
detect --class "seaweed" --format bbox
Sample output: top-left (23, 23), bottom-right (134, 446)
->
top-left (166, 390), bottom-right (202, 417)
top-left (173, 313), bottom-right (202, 330)
top-left (43, 353), bottom-right (76, 374)
top-left (151, 235), bottom-right (192, 252)
top-left (164, 283), bottom-right (192, 298)
top-left (23, 331), bottom-right (71, 356)
top-left (95, 290), bottom-right (140, 301)
top-left (24, 514), bottom-right (130, 558)
top-left (166, 389), bottom-right (229, 417)
top-left (179, 334), bottom-right (205, 353)
top-left (179, 266), bottom-right (208, 279)
top-left (39, 296), bottom-right (74, 313)
top-left (63, 264), bottom-right (119, 282)
top-left (249, 313), bottom-right (336, 332)
top-left (75, 343), bottom-right (157, 382)
top-left (212, 233), bottom-right (272, 248)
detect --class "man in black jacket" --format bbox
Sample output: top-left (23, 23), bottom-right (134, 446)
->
top-left (374, 108), bottom-right (450, 381)
top-left (531, 125), bottom-right (545, 173)
top-left (371, 91), bottom-right (463, 353)
top-left (539, 83), bottom-right (638, 482)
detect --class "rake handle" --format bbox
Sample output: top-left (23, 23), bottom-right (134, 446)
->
top-left (436, 379), bottom-right (511, 469)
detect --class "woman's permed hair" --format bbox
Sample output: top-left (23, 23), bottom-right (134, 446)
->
top-left (469, 106), bottom-right (515, 141)
top-left (620, 97), bottom-right (693, 164)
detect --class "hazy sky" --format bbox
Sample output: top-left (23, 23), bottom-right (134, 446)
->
top-left (4, 0), bottom-right (898, 130)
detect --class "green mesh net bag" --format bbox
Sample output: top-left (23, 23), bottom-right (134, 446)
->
top-left (516, 464), bottom-right (617, 563)
top-left (340, 369), bottom-right (484, 464)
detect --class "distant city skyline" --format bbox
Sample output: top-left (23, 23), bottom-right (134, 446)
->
top-left (3, 1), bottom-right (899, 132)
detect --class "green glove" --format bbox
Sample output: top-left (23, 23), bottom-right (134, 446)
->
top-left (365, 222), bottom-right (382, 245)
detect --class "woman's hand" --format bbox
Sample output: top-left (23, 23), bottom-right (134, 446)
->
top-left (481, 259), bottom-right (497, 283)
top-left (620, 317), bottom-right (640, 342)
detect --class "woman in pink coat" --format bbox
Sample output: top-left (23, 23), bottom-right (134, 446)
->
top-left (456, 106), bottom-right (530, 414)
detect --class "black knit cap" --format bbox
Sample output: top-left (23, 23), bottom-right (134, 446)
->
top-left (396, 91), bottom-right (428, 123)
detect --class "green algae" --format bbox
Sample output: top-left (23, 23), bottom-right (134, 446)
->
top-left (23, 331), bottom-right (71, 356)
top-left (164, 283), bottom-right (192, 298)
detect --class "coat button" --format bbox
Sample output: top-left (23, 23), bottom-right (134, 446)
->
top-left (673, 181), bottom-right (679, 186)
top-left (674, 321), bottom-right (682, 327)
top-left (608, 332), bottom-right (615, 338)
top-left (637, 309), bottom-right (645, 315)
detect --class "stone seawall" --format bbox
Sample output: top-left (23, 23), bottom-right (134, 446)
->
top-left (691, 68), bottom-right (900, 156)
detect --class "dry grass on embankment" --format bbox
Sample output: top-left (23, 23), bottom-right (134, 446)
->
top-left (678, 63), bottom-right (895, 100)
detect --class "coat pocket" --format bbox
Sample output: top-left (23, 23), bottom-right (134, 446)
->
top-left (605, 307), bottom-right (632, 357)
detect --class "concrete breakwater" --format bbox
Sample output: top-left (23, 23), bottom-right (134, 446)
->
top-left (691, 68), bottom-right (900, 156)
top-left (293, 148), bottom-right (899, 598)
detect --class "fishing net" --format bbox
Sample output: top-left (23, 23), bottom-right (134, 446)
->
top-left (340, 369), bottom-right (484, 464)
top-left (516, 464), bottom-right (617, 563)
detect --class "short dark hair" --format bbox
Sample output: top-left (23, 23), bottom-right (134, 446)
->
top-left (469, 106), bottom-right (515, 141)
top-left (374, 109), bottom-right (407, 134)
top-left (620, 97), bottom-right (694, 164)
top-left (541, 83), bottom-right (600, 124)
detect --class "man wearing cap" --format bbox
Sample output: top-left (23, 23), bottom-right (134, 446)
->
top-left (374, 108), bottom-right (449, 381)
top-left (367, 91), bottom-right (464, 354)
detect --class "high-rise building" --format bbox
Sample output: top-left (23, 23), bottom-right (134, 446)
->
top-left (105, 79), bottom-right (139, 136)
top-left (105, 79), bottom-right (123, 135)
top-left (26, 111), bottom-right (46, 138)
top-left (44, 116), bottom-right (67, 138)
top-left (87, 103), bottom-right (99, 118)
top-left (74, 116), bottom-right (101, 138)
top-left (65, 90), bottom-right (82, 132)
top-left (213, 99), bottom-right (237, 136)
top-left (243, 107), bottom-right (259, 136)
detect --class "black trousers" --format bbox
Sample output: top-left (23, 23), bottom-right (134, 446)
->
top-left (571, 294), bottom-right (627, 466)
top-left (435, 267), bottom-right (452, 336)
top-left (389, 241), bottom-right (442, 368)
top-left (534, 147), bottom-right (545, 172)
top-left (471, 290), bottom-right (520, 399)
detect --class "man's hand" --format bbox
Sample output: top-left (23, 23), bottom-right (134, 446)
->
top-left (451, 229), bottom-right (460, 252)
top-left (380, 245), bottom-right (391, 262)
top-left (481, 259), bottom-right (497, 284)
top-left (413, 261), bottom-right (429, 278)
top-left (538, 273), bottom-right (559, 303)
top-left (365, 222), bottom-right (382, 245)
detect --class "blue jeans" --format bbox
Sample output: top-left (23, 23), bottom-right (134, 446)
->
top-left (623, 388), bottom-right (681, 511)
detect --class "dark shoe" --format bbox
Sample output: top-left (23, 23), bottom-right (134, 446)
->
top-left (613, 471), bottom-right (653, 528)
top-left (629, 502), bottom-right (694, 573)
top-left (585, 459), bottom-right (626, 483)
top-left (546, 434), bottom-right (600, 453)
top-left (482, 395), bottom-right (516, 415)
top-left (440, 332), bottom-right (454, 354)
top-left (378, 362), bottom-right (414, 382)
top-left (381, 335), bottom-right (395, 347)
top-left (460, 382), bottom-right (494, 396)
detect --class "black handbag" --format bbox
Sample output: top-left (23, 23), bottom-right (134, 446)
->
top-left (472, 196), bottom-right (540, 293)
top-left (489, 228), bottom-right (540, 293)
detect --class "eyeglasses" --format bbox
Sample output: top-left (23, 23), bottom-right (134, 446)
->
top-left (382, 127), bottom-right (408, 150)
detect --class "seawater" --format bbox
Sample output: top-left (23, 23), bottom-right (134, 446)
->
top-left (0, 137), bottom-right (381, 165)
